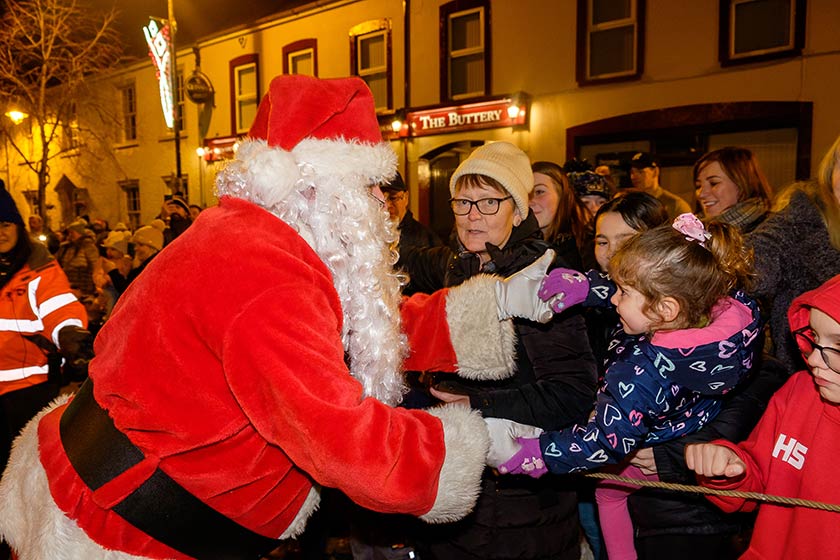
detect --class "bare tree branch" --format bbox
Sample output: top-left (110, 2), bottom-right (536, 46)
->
top-left (0, 0), bottom-right (122, 217)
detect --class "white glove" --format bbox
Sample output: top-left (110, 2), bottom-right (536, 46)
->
top-left (494, 250), bottom-right (556, 323)
top-left (485, 417), bottom-right (544, 468)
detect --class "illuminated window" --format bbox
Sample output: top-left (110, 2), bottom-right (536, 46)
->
top-left (61, 102), bottom-right (81, 152)
top-left (720, 0), bottom-right (805, 66)
top-left (119, 180), bottom-right (141, 231)
top-left (229, 54), bottom-right (260, 134)
top-left (350, 21), bottom-right (392, 112)
top-left (441, 1), bottom-right (489, 101)
top-left (283, 39), bottom-right (317, 76)
top-left (577, 0), bottom-right (645, 85)
top-left (119, 83), bottom-right (137, 142)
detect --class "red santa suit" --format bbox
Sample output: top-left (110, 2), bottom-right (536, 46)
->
top-left (0, 76), bottom-right (520, 560)
top-left (700, 273), bottom-right (840, 559)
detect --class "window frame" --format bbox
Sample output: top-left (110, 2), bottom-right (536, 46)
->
top-left (283, 39), bottom-right (318, 76)
top-left (119, 83), bottom-right (138, 143)
top-left (576, 0), bottom-right (645, 86)
top-left (349, 20), bottom-right (393, 113)
top-left (119, 179), bottom-right (141, 231)
top-left (440, 0), bottom-right (491, 102)
top-left (229, 54), bottom-right (260, 135)
top-left (61, 102), bottom-right (81, 153)
top-left (718, 0), bottom-right (806, 67)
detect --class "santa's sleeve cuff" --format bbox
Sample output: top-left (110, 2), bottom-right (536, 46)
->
top-left (420, 405), bottom-right (489, 523)
top-left (444, 275), bottom-right (517, 381)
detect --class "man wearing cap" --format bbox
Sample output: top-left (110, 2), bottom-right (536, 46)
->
top-left (383, 172), bottom-right (442, 295)
top-left (0, 75), bottom-right (556, 560)
top-left (383, 171), bottom-right (442, 252)
top-left (629, 152), bottom-right (691, 219)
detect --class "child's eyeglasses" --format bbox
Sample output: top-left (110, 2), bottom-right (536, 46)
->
top-left (794, 327), bottom-right (840, 374)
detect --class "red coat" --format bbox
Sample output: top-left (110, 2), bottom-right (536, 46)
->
top-left (702, 274), bottom-right (840, 559)
top-left (35, 197), bottom-right (504, 559)
top-left (0, 243), bottom-right (86, 396)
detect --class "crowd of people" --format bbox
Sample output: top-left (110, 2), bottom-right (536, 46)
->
top-left (0, 73), bottom-right (838, 560)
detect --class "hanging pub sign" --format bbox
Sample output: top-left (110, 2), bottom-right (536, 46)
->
top-left (390, 93), bottom-right (530, 139)
top-left (186, 70), bottom-right (214, 104)
top-left (143, 18), bottom-right (175, 129)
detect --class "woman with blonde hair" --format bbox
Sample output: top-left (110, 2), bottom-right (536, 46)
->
top-left (750, 133), bottom-right (840, 372)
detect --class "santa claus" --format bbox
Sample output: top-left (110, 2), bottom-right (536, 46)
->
top-left (0, 75), bottom-right (554, 559)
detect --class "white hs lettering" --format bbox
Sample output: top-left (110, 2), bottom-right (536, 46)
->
top-left (772, 433), bottom-right (808, 470)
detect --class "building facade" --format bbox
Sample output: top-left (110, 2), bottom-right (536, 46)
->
top-left (3, 0), bottom-right (838, 238)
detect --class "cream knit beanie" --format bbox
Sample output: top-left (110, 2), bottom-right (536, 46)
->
top-left (449, 141), bottom-right (533, 218)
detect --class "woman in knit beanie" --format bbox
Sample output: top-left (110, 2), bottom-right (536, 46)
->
top-left (403, 143), bottom-right (598, 560)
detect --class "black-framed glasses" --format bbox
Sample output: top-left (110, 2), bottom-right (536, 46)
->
top-left (384, 192), bottom-right (406, 203)
top-left (794, 327), bottom-right (840, 374)
top-left (450, 196), bottom-right (512, 216)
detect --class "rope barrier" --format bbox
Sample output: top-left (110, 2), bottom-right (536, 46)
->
top-left (582, 471), bottom-right (840, 513)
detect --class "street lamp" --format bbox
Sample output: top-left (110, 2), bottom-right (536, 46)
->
top-left (4, 109), bottom-right (28, 125)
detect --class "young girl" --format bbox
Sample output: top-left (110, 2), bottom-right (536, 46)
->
top-left (489, 213), bottom-right (762, 560)
top-left (685, 273), bottom-right (840, 559)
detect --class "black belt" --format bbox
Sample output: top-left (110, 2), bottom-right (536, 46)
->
top-left (59, 379), bottom-right (282, 560)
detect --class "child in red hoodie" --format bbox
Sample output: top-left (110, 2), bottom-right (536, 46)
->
top-left (686, 273), bottom-right (840, 559)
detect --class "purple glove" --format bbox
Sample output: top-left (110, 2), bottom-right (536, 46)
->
top-left (537, 268), bottom-right (590, 312)
top-left (497, 437), bottom-right (548, 478)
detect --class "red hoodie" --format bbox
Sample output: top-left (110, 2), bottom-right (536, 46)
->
top-left (702, 273), bottom-right (840, 559)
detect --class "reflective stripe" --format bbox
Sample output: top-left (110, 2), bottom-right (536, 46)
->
top-left (0, 364), bottom-right (49, 382)
top-left (0, 273), bottom-right (78, 336)
top-left (39, 292), bottom-right (78, 319)
top-left (0, 318), bottom-right (44, 333)
top-left (51, 318), bottom-right (84, 347)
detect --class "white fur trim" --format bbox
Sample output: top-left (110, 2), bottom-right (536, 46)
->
top-left (218, 137), bottom-right (396, 211)
top-left (445, 275), bottom-right (517, 380)
top-left (419, 405), bottom-right (489, 523)
top-left (0, 396), bottom-right (319, 558)
top-left (0, 396), bottom-right (150, 560)
top-left (278, 485), bottom-right (321, 539)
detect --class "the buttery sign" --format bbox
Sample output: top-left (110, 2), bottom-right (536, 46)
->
top-left (400, 94), bottom-right (529, 138)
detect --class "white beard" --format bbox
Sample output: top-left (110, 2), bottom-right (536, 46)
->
top-left (216, 139), bottom-right (408, 406)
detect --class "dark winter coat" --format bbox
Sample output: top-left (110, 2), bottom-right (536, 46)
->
top-left (628, 350), bottom-right (788, 543)
top-left (750, 189), bottom-right (840, 373)
top-left (411, 211), bottom-right (598, 560)
top-left (538, 288), bottom-right (762, 474)
top-left (398, 209), bottom-right (442, 251)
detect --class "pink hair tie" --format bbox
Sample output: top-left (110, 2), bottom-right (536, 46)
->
top-left (672, 213), bottom-right (712, 248)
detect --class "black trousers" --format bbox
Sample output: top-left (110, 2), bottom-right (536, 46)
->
top-left (0, 381), bottom-right (58, 470)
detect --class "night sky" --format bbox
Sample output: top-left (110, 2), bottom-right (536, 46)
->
top-left (106, 0), bottom-right (316, 61)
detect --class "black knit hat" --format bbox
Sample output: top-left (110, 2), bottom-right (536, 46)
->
top-left (166, 194), bottom-right (190, 215)
top-left (0, 183), bottom-right (23, 225)
top-left (569, 171), bottom-right (612, 200)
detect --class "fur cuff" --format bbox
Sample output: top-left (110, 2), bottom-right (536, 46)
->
top-left (445, 275), bottom-right (517, 380)
top-left (420, 405), bottom-right (489, 523)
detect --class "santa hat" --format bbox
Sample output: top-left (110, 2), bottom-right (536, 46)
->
top-left (225, 74), bottom-right (395, 209)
